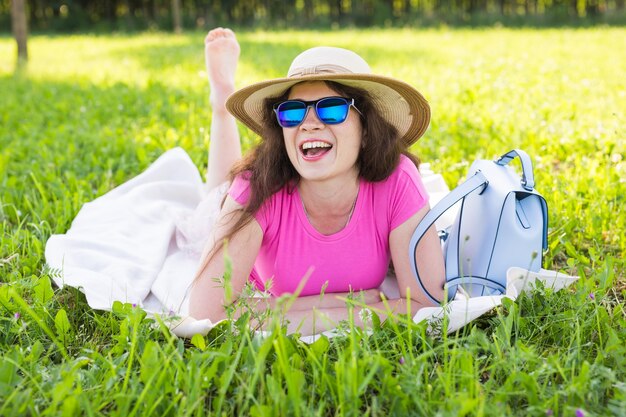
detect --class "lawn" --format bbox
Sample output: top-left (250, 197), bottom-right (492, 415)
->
top-left (1, 28), bottom-right (625, 416)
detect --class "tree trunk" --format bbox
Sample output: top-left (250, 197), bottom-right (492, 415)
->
top-left (153, 0), bottom-right (160, 22)
top-left (331, 0), bottom-right (343, 23)
top-left (107, 0), bottom-right (119, 22)
top-left (303, 0), bottom-right (314, 24)
top-left (11, 0), bottom-right (28, 63)
top-left (172, 0), bottom-right (182, 33)
top-left (143, 0), bottom-right (151, 22)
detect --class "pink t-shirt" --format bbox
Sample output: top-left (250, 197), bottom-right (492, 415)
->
top-left (228, 154), bottom-right (428, 296)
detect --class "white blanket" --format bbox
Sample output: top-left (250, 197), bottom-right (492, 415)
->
top-left (45, 148), bottom-right (578, 338)
top-left (45, 148), bottom-right (222, 315)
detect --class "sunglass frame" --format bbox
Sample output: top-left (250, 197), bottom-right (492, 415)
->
top-left (273, 96), bottom-right (362, 128)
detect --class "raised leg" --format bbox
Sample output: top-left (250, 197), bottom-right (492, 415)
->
top-left (204, 27), bottom-right (242, 189)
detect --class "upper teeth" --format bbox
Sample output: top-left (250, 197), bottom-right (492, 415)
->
top-left (302, 141), bottom-right (331, 150)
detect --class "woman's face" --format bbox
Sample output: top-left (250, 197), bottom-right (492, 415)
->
top-left (281, 81), bottom-right (363, 184)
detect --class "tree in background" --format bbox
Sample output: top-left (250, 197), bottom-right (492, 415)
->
top-left (11, 0), bottom-right (28, 64)
top-left (0, 0), bottom-right (623, 30)
top-left (172, 0), bottom-right (181, 33)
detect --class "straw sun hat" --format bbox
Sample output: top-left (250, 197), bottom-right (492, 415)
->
top-left (226, 46), bottom-right (431, 146)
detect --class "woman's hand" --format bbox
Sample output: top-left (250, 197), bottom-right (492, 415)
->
top-left (264, 296), bottom-right (426, 336)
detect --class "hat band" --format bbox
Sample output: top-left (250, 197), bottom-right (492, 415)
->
top-left (288, 64), bottom-right (354, 78)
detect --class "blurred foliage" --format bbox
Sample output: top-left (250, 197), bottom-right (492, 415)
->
top-left (1, 0), bottom-right (625, 33)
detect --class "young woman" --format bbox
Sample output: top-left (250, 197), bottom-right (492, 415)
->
top-left (191, 28), bottom-right (445, 335)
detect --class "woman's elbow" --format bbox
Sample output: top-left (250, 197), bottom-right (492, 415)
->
top-left (189, 300), bottom-right (227, 322)
top-left (398, 274), bottom-right (445, 307)
top-left (188, 281), bottom-right (228, 322)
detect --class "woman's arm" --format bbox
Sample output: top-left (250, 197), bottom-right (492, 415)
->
top-left (389, 204), bottom-right (446, 306)
top-left (189, 195), bottom-right (263, 322)
top-left (257, 297), bottom-right (424, 336)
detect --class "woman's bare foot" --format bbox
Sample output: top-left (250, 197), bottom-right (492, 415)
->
top-left (205, 27), bottom-right (240, 110)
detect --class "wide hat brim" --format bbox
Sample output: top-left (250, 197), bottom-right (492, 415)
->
top-left (226, 73), bottom-right (431, 147)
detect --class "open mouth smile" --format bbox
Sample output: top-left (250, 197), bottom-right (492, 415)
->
top-left (300, 141), bottom-right (333, 160)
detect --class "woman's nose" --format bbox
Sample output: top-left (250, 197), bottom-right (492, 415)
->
top-left (299, 105), bottom-right (324, 130)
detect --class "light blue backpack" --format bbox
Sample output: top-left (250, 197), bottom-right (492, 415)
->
top-left (409, 149), bottom-right (548, 305)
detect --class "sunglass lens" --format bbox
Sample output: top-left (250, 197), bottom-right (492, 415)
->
top-left (316, 98), bottom-right (349, 124)
top-left (277, 101), bottom-right (307, 128)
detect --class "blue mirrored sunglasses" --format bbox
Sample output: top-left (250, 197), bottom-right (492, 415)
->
top-left (273, 96), bottom-right (362, 128)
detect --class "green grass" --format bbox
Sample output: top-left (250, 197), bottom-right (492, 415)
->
top-left (1, 28), bottom-right (625, 416)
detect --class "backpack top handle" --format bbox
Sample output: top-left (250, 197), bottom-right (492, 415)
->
top-left (496, 149), bottom-right (535, 191)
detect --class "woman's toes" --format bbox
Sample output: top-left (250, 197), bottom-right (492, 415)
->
top-left (205, 27), bottom-right (233, 44)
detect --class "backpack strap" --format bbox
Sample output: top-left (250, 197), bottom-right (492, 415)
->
top-left (409, 171), bottom-right (488, 305)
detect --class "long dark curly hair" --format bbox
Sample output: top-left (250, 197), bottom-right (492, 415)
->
top-left (202, 80), bottom-right (421, 265)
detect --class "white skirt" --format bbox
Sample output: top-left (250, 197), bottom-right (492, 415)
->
top-left (45, 148), bottom-right (226, 316)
